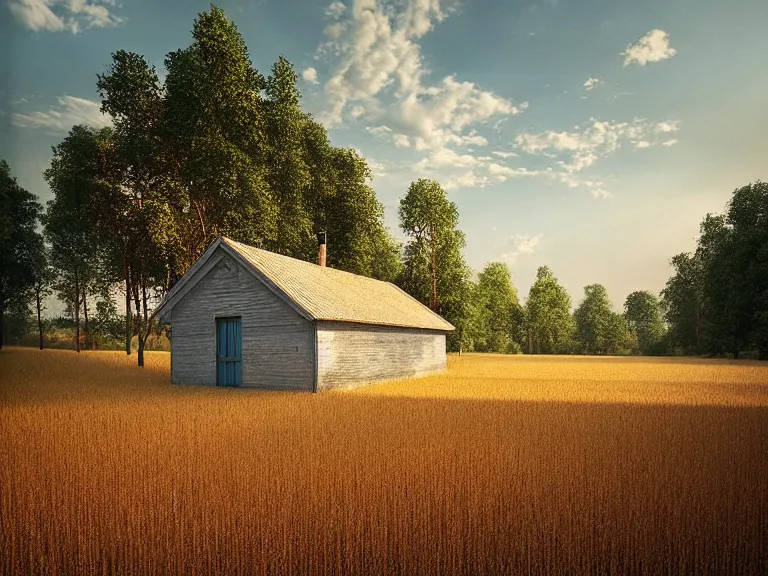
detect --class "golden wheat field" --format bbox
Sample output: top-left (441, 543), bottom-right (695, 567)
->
top-left (1, 347), bottom-right (767, 575)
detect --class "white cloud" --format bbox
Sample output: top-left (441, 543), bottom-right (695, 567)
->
top-left (302, 67), bottom-right (319, 84)
top-left (323, 22), bottom-right (347, 39)
top-left (312, 0), bottom-right (526, 190)
top-left (662, 139), bottom-right (679, 146)
top-left (325, 0), bottom-right (347, 19)
top-left (443, 172), bottom-right (491, 190)
top-left (11, 95), bottom-right (111, 132)
top-left (492, 151), bottom-right (518, 159)
top-left (621, 29), bottom-right (677, 66)
top-left (8, 0), bottom-right (123, 34)
top-left (500, 233), bottom-right (543, 265)
top-left (655, 120), bottom-right (680, 133)
top-left (392, 133), bottom-right (410, 148)
top-left (516, 117), bottom-right (679, 156)
top-left (515, 116), bottom-right (680, 197)
top-left (366, 124), bottom-right (392, 137)
top-left (583, 77), bottom-right (602, 91)
top-left (493, 118), bottom-right (508, 134)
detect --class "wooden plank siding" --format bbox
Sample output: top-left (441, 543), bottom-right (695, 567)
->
top-left (316, 321), bottom-right (448, 390)
top-left (170, 250), bottom-right (314, 390)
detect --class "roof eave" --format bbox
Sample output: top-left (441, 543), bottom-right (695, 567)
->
top-left (314, 317), bottom-right (455, 332)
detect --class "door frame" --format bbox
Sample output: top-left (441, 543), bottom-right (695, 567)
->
top-left (215, 316), bottom-right (242, 387)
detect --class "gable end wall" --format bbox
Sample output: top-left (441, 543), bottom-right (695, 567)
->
top-left (170, 249), bottom-right (313, 390)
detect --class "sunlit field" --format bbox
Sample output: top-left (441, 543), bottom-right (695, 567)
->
top-left (1, 347), bottom-right (767, 575)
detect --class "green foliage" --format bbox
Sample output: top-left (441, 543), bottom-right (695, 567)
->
top-left (624, 290), bottom-right (667, 355)
top-left (699, 183), bottom-right (768, 358)
top-left (33, 5), bottom-right (768, 363)
top-left (0, 159), bottom-right (45, 349)
top-left (472, 262), bottom-right (523, 353)
top-left (661, 252), bottom-right (705, 355)
top-left (397, 179), bottom-right (472, 352)
top-left (662, 181), bottom-right (768, 359)
top-left (573, 284), bottom-right (630, 355)
top-left (43, 126), bottom-right (122, 353)
top-left (524, 266), bottom-right (575, 354)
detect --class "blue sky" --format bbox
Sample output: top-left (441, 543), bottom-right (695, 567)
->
top-left (2, 0), bottom-right (767, 312)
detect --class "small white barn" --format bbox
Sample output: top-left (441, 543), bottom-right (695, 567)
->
top-left (153, 236), bottom-right (454, 391)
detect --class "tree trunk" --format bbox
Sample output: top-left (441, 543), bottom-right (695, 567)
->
top-left (74, 269), bottom-right (81, 353)
top-left (36, 288), bottom-right (43, 350)
top-left (132, 277), bottom-right (141, 357)
top-left (138, 273), bottom-right (149, 368)
top-left (695, 301), bottom-right (702, 353)
top-left (528, 327), bottom-right (533, 355)
top-left (82, 284), bottom-right (89, 350)
top-left (429, 227), bottom-right (438, 311)
top-left (125, 261), bottom-right (132, 355)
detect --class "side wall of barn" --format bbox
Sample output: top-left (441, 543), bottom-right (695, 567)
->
top-left (315, 321), bottom-right (447, 390)
top-left (170, 250), bottom-right (314, 390)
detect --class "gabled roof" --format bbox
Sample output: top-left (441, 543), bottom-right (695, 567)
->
top-left (153, 236), bottom-right (455, 332)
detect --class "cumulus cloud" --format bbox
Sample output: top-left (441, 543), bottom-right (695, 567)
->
top-left (500, 233), bottom-right (543, 265)
top-left (312, 0), bottom-right (528, 189)
top-left (662, 139), bottom-right (679, 146)
top-left (301, 67), bottom-right (319, 84)
top-left (8, 0), bottom-right (124, 33)
top-left (366, 124), bottom-right (392, 138)
top-left (655, 120), bottom-right (680, 133)
top-left (583, 77), bottom-right (602, 91)
top-left (325, 0), bottom-right (347, 19)
top-left (621, 29), bottom-right (676, 66)
top-left (11, 95), bottom-right (111, 132)
top-left (515, 117), bottom-right (680, 198)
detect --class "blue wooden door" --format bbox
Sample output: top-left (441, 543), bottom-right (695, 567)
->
top-left (216, 318), bottom-right (242, 386)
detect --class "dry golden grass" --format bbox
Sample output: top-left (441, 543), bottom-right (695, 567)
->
top-left (1, 347), bottom-right (767, 575)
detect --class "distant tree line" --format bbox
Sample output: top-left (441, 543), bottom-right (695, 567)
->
top-left (1, 5), bottom-right (767, 361)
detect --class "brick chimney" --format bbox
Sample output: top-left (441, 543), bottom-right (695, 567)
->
top-left (317, 231), bottom-right (327, 267)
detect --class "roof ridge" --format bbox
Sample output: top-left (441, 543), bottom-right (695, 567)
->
top-left (224, 236), bottom-right (396, 284)
top-left (212, 236), bottom-right (455, 332)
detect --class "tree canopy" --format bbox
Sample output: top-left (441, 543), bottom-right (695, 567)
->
top-left (2, 5), bottom-right (766, 363)
top-left (0, 160), bottom-right (45, 349)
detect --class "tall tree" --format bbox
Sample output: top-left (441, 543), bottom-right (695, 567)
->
top-left (603, 312), bottom-right (636, 356)
top-left (661, 252), bottom-right (705, 355)
top-left (524, 266), bottom-right (574, 354)
top-left (264, 56), bottom-right (313, 259)
top-left (397, 179), bottom-right (471, 352)
top-left (162, 4), bottom-right (277, 256)
top-left (98, 48), bottom-right (184, 365)
top-left (624, 290), bottom-right (666, 355)
top-left (473, 262), bottom-right (523, 353)
top-left (398, 179), bottom-right (458, 311)
top-left (699, 182), bottom-right (768, 359)
top-left (0, 159), bottom-right (44, 350)
top-left (31, 241), bottom-right (54, 350)
top-left (43, 126), bottom-right (117, 353)
top-left (573, 284), bottom-right (616, 355)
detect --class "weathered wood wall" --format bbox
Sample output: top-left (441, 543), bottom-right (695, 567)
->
top-left (170, 250), bottom-right (314, 390)
top-left (316, 321), bottom-right (447, 390)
